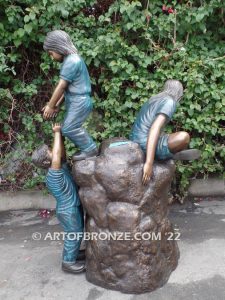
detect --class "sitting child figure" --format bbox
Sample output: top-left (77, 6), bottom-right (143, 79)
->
top-left (130, 79), bottom-right (200, 184)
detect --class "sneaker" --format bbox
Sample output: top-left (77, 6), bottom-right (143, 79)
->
top-left (173, 149), bottom-right (201, 161)
top-left (62, 261), bottom-right (85, 274)
top-left (72, 148), bottom-right (98, 161)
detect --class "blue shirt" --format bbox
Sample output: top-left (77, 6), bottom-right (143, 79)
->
top-left (60, 54), bottom-right (91, 97)
top-left (130, 94), bottom-right (177, 143)
top-left (46, 163), bottom-right (80, 211)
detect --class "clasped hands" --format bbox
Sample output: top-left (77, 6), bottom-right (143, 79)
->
top-left (42, 103), bottom-right (59, 120)
top-left (43, 100), bottom-right (153, 185)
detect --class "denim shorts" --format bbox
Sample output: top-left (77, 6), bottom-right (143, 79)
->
top-left (138, 134), bottom-right (173, 160)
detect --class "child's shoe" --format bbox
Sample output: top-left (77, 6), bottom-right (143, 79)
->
top-left (173, 149), bottom-right (201, 161)
top-left (62, 261), bottom-right (85, 274)
top-left (72, 148), bottom-right (98, 161)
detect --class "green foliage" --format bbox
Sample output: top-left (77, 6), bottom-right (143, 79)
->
top-left (0, 0), bottom-right (224, 193)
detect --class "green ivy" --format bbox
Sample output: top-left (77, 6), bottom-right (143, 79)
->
top-left (0, 0), bottom-right (224, 193)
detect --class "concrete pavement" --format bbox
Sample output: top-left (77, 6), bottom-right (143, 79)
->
top-left (0, 199), bottom-right (225, 300)
top-left (0, 191), bottom-right (55, 211)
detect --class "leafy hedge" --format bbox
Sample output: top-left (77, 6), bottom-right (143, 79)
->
top-left (0, 0), bottom-right (224, 194)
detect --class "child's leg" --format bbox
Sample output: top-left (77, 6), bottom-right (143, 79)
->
top-left (155, 132), bottom-right (189, 160)
top-left (168, 131), bottom-right (190, 153)
top-left (156, 132), bottom-right (200, 160)
top-left (61, 96), bottom-right (97, 152)
top-left (155, 135), bottom-right (174, 160)
top-left (57, 206), bottom-right (84, 263)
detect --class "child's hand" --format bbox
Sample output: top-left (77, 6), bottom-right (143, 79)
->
top-left (54, 106), bottom-right (60, 113)
top-left (142, 162), bottom-right (153, 185)
top-left (52, 106), bottom-right (60, 118)
top-left (42, 104), bottom-right (56, 120)
top-left (52, 123), bottom-right (61, 133)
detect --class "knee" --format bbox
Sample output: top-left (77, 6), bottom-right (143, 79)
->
top-left (178, 131), bottom-right (190, 147)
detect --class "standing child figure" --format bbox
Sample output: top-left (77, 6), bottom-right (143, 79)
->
top-left (42, 30), bottom-right (98, 161)
top-left (130, 79), bottom-right (200, 184)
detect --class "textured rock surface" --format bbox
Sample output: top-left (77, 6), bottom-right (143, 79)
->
top-left (73, 138), bottom-right (179, 294)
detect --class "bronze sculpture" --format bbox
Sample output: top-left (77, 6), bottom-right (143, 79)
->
top-left (42, 30), bottom-right (98, 161)
top-left (32, 123), bottom-right (85, 274)
top-left (73, 138), bottom-right (179, 293)
top-left (70, 80), bottom-right (200, 293)
top-left (130, 79), bottom-right (200, 184)
top-left (33, 73), bottom-right (200, 291)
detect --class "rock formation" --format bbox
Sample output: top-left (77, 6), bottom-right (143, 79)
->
top-left (73, 138), bottom-right (179, 294)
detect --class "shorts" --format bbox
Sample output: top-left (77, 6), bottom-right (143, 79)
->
top-left (137, 134), bottom-right (173, 160)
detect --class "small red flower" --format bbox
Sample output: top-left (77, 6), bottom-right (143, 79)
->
top-left (162, 5), bottom-right (175, 14)
top-left (168, 7), bottom-right (174, 14)
top-left (162, 5), bottom-right (167, 12)
top-left (38, 209), bottom-right (51, 218)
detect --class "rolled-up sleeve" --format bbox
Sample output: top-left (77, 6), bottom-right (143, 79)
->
top-left (60, 56), bottom-right (80, 83)
top-left (156, 98), bottom-right (177, 121)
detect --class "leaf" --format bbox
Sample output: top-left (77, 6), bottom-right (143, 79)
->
top-left (24, 23), bottom-right (33, 34)
top-left (17, 28), bottom-right (25, 37)
top-left (24, 15), bottom-right (30, 23)
top-left (30, 12), bottom-right (36, 20)
top-left (14, 39), bottom-right (22, 47)
top-left (196, 14), bottom-right (205, 22)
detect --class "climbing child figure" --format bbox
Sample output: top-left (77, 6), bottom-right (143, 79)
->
top-left (32, 123), bottom-right (85, 274)
top-left (130, 79), bottom-right (200, 184)
top-left (42, 30), bottom-right (98, 161)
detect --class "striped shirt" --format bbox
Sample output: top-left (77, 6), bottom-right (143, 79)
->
top-left (46, 164), bottom-right (80, 212)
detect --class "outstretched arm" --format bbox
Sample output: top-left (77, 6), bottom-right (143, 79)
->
top-left (51, 123), bottom-right (64, 170)
top-left (42, 79), bottom-right (68, 119)
top-left (142, 114), bottom-right (167, 185)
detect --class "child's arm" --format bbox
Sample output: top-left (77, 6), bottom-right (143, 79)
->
top-left (55, 94), bottom-right (65, 108)
top-left (51, 123), bottom-right (63, 170)
top-left (51, 94), bottom-right (65, 118)
top-left (142, 114), bottom-right (167, 185)
top-left (42, 79), bottom-right (68, 120)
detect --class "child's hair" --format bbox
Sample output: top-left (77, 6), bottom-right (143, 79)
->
top-left (163, 79), bottom-right (183, 101)
top-left (32, 144), bottom-right (51, 169)
top-left (43, 30), bottom-right (78, 55)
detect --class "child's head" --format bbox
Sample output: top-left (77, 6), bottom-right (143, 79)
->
top-left (163, 80), bottom-right (183, 102)
top-left (48, 50), bottom-right (63, 62)
top-left (43, 30), bottom-right (77, 61)
top-left (32, 144), bottom-right (52, 169)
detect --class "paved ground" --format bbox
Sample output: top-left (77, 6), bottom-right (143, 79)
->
top-left (0, 199), bottom-right (225, 300)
